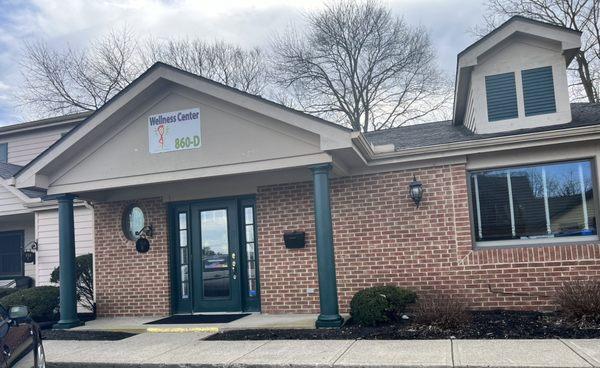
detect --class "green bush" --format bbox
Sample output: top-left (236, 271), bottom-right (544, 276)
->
top-left (350, 285), bottom-right (417, 326)
top-left (0, 288), bottom-right (18, 299)
top-left (0, 286), bottom-right (59, 322)
top-left (51, 253), bottom-right (95, 313)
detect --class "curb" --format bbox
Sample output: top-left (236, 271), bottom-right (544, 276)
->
top-left (146, 327), bottom-right (220, 333)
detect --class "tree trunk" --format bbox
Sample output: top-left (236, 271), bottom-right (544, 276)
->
top-left (576, 52), bottom-right (598, 103)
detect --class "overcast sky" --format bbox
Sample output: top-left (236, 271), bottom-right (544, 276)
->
top-left (0, 0), bottom-right (486, 126)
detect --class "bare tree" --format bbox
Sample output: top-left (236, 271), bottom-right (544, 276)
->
top-left (477, 0), bottom-right (600, 103)
top-left (19, 27), bottom-right (142, 116)
top-left (271, 0), bottom-right (451, 132)
top-left (140, 39), bottom-right (269, 96)
top-left (19, 28), bottom-right (270, 117)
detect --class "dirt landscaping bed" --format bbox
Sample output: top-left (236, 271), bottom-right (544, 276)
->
top-left (206, 311), bottom-right (600, 340)
top-left (42, 330), bottom-right (137, 341)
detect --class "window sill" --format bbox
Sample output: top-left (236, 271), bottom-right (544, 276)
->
top-left (474, 235), bottom-right (600, 249)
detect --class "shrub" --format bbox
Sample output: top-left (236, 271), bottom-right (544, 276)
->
top-left (51, 253), bottom-right (95, 313)
top-left (350, 285), bottom-right (417, 326)
top-left (414, 293), bottom-right (470, 329)
top-left (0, 288), bottom-right (19, 299)
top-left (0, 286), bottom-right (59, 322)
top-left (556, 279), bottom-right (600, 325)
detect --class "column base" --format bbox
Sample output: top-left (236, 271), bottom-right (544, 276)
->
top-left (53, 319), bottom-right (84, 330)
top-left (315, 314), bottom-right (344, 329)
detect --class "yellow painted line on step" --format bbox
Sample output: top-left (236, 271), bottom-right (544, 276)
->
top-left (146, 327), bottom-right (220, 333)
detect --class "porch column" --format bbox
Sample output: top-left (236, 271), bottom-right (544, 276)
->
top-left (310, 164), bottom-right (344, 328)
top-left (53, 194), bottom-right (83, 329)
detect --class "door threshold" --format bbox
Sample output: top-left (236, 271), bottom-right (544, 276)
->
top-left (171, 312), bottom-right (259, 315)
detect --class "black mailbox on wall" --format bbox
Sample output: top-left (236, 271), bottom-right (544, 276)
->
top-left (284, 231), bottom-right (306, 249)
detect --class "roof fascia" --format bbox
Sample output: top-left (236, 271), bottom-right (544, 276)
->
top-left (355, 124), bottom-right (600, 167)
top-left (16, 64), bottom-right (353, 190)
top-left (0, 112), bottom-right (90, 137)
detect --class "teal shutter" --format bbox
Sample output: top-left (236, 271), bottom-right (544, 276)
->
top-left (521, 66), bottom-right (556, 116)
top-left (0, 143), bottom-right (7, 163)
top-left (485, 72), bottom-right (518, 122)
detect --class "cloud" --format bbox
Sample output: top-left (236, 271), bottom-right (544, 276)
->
top-left (0, 0), bottom-right (484, 126)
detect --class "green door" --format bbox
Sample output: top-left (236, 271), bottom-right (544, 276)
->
top-left (190, 200), bottom-right (241, 312)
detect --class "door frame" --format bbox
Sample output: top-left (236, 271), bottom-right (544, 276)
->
top-left (169, 195), bottom-right (261, 314)
top-left (0, 230), bottom-right (24, 277)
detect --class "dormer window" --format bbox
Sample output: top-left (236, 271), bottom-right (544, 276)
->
top-left (485, 72), bottom-right (519, 122)
top-left (521, 66), bottom-right (556, 116)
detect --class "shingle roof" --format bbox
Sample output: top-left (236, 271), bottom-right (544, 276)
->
top-left (364, 103), bottom-right (600, 151)
top-left (0, 162), bottom-right (23, 179)
top-left (0, 162), bottom-right (45, 198)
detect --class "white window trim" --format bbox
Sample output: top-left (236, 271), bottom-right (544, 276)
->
top-left (476, 234), bottom-right (599, 248)
top-left (471, 159), bottom-right (597, 248)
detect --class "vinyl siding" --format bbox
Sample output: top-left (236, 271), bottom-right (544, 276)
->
top-left (464, 85), bottom-right (477, 132)
top-left (485, 72), bottom-right (519, 122)
top-left (0, 185), bottom-right (30, 216)
top-left (35, 206), bottom-right (94, 286)
top-left (1, 126), bottom-right (70, 166)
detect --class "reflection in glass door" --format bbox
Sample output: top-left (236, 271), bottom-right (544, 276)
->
top-left (200, 209), bottom-right (231, 299)
top-left (171, 197), bottom-right (259, 314)
top-left (191, 200), bottom-right (241, 312)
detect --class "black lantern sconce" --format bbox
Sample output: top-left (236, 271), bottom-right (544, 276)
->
top-left (135, 225), bottom-right (153, 254)
top-left (23, 240), bottom-right (38, 264)
top-left (409, 175), bottom-right (423, 208)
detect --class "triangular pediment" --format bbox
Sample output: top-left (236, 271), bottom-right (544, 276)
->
top-left (14, 63), bottom-right (353, 194)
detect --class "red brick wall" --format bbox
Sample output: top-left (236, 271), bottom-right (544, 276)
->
top-left (257, 163), bottom-right (600, 313)
top-left (94, 197), bottom-right (170, 317)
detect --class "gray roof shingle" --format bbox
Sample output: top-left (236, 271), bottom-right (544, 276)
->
top-left (364, 103), bottom-right (600, 150)
top-left (0, 162), bottom-right (45, 198)
top-left (0, 162), bottom-right (23, 179)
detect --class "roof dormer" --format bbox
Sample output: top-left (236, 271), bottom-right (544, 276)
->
top-left (453, 16), bottom-right (581, 134)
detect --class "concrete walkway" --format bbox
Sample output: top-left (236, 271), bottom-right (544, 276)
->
top-left (74, 313), bottom-right (320, 333)
top-left (44, 333), bottom-right (600, 368)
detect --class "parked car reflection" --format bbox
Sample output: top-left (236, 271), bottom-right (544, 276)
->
top-left (0, 305), bottom-right (45, 368)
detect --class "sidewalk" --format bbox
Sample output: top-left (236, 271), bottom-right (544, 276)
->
top-left (45, 332), bottom-right (600, 368)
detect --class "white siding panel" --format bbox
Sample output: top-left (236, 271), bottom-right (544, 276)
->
top-left (0, 186), bottom-right (29, 216)
top-left (35, 206), bottom-right (94, 286)
top-left (1, 126), bottom-right (70, 166)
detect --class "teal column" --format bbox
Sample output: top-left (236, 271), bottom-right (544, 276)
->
top-left (311, 164), bottom-right (344, 328)
top-left (53, 194), bottom-right (83, 329)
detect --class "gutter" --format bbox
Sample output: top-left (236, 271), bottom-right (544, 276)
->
top-left (352, 123), bottom-right (600, 165)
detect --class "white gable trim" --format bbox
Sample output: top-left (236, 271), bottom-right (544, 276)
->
top-left (453, 17), bottom-right (581, 126)
top-left (1, 179), bottom-right (41, 204)
top-left (15, 63), bottom-right (353, 191)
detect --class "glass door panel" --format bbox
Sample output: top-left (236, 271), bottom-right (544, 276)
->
top-left (200, 209), bottom-right (231, 299)
top-left (191, 200), bottom-right (241, 312)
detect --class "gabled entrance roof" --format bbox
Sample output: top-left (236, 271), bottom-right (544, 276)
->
top-left (14, 62), bottom-right (354, 194)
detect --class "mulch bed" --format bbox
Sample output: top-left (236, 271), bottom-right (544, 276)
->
top-left (205, 311), bottom-right (600, 340)
top-left (42, 330), bottom-right (137, 341)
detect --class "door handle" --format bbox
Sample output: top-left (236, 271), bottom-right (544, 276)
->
top-left (231, 253), bottom-right (237, 279)
top-left (2, 345), bottom-right (10, 358)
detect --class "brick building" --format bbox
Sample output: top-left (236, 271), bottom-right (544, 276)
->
top-left (9, 16), bottom-right (600, 328)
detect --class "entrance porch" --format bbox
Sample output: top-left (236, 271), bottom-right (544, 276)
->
top-left (52, 163), bottom-right (345, 328)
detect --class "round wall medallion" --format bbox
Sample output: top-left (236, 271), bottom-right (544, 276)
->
top-left (122, 204), bottom-right (145, 241)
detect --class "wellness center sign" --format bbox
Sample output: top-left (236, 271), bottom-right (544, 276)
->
top-left (148, 108), bottom-right (201, 154)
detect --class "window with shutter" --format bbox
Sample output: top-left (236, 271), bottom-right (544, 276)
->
top-left (485, 72), bottom-right (519, 122)
top-left (521, 66), bottom-right (556, 117)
